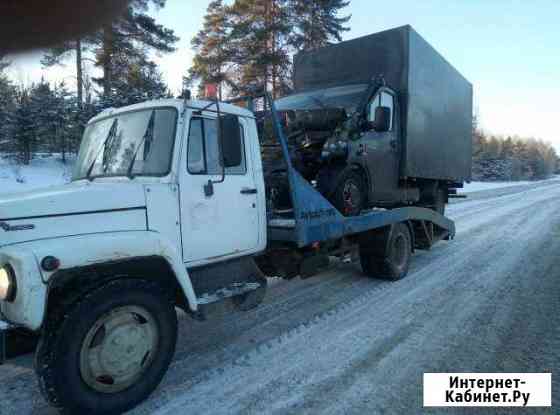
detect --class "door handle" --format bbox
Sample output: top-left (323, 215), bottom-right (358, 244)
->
top-left (390, 139), bottom-right (397, 150)
top-left (240, 188), bottom-right (258, 195)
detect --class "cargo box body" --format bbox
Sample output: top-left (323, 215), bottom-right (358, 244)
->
top-left (293, 25), bottom-right (473, 182)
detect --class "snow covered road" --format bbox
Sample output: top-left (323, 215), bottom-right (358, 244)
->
top-left (1, 179), bottom-right (559, 414)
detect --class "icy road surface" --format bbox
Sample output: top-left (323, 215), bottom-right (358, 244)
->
top-left (1, 180), bottom-right (559, 414)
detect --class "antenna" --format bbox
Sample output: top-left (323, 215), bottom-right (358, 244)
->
top-left (181, 78), bottom-right (191, 116)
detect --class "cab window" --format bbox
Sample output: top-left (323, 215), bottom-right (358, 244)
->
top-left (187, 117), bottom-right (246, 175)
top-left (368, 91), bottom-right (394, 131)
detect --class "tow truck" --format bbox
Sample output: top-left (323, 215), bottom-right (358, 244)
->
top-left (0, 91), bottom-right (459, 413)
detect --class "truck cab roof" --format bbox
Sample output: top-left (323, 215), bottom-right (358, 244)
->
top-left (89, 98), bottom-right (255, 125)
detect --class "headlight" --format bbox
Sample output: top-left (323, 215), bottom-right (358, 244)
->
top-left (0, 264), bottom-right (16, 302)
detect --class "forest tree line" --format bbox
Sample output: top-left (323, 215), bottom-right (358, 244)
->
top-left (0, 0), bottom-right (350, 164)
top-left (0, 0), bottom-right (557, 180)
top-left (472, 120), bottom-right (558, 180)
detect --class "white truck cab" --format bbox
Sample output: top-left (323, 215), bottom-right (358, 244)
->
top-left (0, 99), bottom-right (267, 327)
top-left (0, 98), bottom-right (270, 413)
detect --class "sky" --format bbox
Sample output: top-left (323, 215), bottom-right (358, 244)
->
top-left (6, 0), bottom-right (560, 150)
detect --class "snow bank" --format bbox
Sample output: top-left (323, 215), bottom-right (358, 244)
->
top-left (0, 154), bottom-right (74, 194)
top-left (461, 176), bottom-right (560, 194)
top-left (461, 180), bottom-right (533, 193)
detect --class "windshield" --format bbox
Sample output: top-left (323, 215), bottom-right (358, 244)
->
top-left (275, 83), bottom-right (368, 113)
top-left (73, 108), bottom-right (177, 181)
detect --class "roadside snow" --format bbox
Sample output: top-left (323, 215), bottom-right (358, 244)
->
top-left (461, 176), bottom-right (559, 193)
top-left (0, 154), bottom-right (74, 194)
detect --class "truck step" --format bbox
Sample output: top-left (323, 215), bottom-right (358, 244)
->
top-left (268, 218), bottom-right (296, 228)
top-left (196, 282), bottom-right (262, 305)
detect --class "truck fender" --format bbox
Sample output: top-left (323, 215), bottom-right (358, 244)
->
top-left (30, 231), bottom-right (198, 314)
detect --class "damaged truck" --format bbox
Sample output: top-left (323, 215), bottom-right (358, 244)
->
top-left (0, 25), bottom-right (471, 414)
top-left (267, 25), bottom-right (472, 216)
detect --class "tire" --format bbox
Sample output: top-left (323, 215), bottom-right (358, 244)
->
top-left (35, 279), bottom-right (178, 414)
top-left (231, 273), bottom-right (268, 311)
top-left (360, 223), bottom-right (412, 280)
top-left (325, 167), bottom-right (367, 216)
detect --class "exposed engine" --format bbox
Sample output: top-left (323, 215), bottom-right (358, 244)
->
top-left (260, 107), bottom-right (348, 214)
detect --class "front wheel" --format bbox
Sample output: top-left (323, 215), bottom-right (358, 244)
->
top-left (35, 279), bottom-right (178, 414)
top-left (321, 167), bottom-right (367, 216)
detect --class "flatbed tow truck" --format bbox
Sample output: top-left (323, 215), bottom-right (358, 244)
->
top-left (0, 91), bottom-right (457, 413)
top-left (0, 25), bottom-right (472, 413)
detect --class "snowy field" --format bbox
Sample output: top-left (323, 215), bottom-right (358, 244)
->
top-left (0, 154), bottom-right (74, 194)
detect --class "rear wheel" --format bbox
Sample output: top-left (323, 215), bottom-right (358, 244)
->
top-left (360, 223), bottom-right (412, 280)
top-left (35, 279), bottom-right (177, 414)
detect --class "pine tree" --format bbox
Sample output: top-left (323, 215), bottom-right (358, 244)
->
top-left (188, 0), bottom-right (351, 98)
top-left (227, 0), bottom-right (292, 97)
top-left (30, 79), bottom-right (58, 154)
top-left (96, 0), bottom-right (178, 99)
top-left (13, 88), bottom-right (36, 164)
top-left (289, 0), bottom-right (351, 51)
top-left (52, 81), bottom-right (79, 162)
top-left (485, 136), bottom-right (501, 159)
top-left (42, 0), bottom-right (178, 103)
top-left (41, 39), bottom-right (91, 108)
top-left (187, 1), bottom-right (231, 98)
top-left (501, 136), bottom-right (514, 159)
top-left (103, 58), bottom-right (171, 108)
top-left (0, 65), bottom-right (16, 153)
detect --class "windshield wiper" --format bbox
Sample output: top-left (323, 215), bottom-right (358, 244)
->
top-left (127, 110), bottom-right (155, 179)
top-left (85, 118), bottom-right (118, 181)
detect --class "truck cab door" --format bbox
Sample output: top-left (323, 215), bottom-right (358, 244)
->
top-left (361, 89), bottom-right (400, 203)
top-left (179, 112), bottom-right (261, 264)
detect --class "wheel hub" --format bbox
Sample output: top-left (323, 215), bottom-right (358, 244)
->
top-left (80, 306), bottom-right (158, 393)
top-left (343, 181), bottom-right (361, 214)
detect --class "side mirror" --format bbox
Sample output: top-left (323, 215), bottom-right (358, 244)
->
top-left (371, 106), bottom-right (391, 132)
top-left (219, 114), bottom-right (242, 168)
